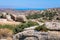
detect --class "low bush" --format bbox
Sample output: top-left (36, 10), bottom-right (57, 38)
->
top-left (26, 13), bottom-right (43, 19)
top-left (35, 24), bottom-right (48, 32)
top-left (26, 12), bottom-right (57, 20)
top-left (0, 25), bottom-right (15, 34)
top-left (13, 21), bottom-right (39, 34)
top-left (0, 25), bottom-right (14, 30)
top-left (0, 21), bottom-right (39, 34)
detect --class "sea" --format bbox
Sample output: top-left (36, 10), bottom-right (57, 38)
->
top-left (15, 8), bottom-right (47, 10)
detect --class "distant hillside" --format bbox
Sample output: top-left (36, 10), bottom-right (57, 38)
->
top-left (0, 8), bottom-right (60, 15)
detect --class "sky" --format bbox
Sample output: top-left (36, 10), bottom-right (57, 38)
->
top-left (0, 0), bottom-right (60, 9)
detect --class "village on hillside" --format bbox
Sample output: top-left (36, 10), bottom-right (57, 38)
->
top-left (0, 8), bottom-right (60, 40)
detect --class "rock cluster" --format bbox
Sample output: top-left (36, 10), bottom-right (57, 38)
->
top-left (13, 30), bottom-right (60, 40)
top-left (1, 12), bottom-right (27, 22)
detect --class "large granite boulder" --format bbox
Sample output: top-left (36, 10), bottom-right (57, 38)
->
top-left (1, 12), bottom-right (13, 21)
top-left (2, 12), bottom-right (7, 18)
top-left (6, 15), bottom-right (13, 21)
top-left (16, 15), bottom-right (27, 22)
top-left (10, 14), bottom-right (17, 21)
top-left (10, 14), bottom-right (27, 22)
top-left (13, 30), bottom-right (60, 40)
top-left (45, 21), bottom-right (60, 30)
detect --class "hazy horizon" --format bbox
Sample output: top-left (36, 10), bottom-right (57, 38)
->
top-left (0, 0), bottom-right (60, 9)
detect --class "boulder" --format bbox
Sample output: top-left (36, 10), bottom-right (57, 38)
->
top-left (10, 14), bottom-right (17, 21)
top-left (6, 15), bottom-right (13, 21)
top-left (45, 21), bottom-right (60, 30)
top-left (16, 15), bottom-right (27, 22)
top-left (10, 14), bottom-right (27, 22)
top-left (2, 12), bottom-right (7, 18)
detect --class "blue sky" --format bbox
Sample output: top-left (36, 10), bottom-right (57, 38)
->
top-left (0, 0), bottom-right (60, 9)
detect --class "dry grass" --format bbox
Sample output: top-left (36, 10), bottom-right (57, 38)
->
top-left (0, 28), bottom-right (13, 39)
top-left (6, 37), bottom-right (13, 40)
top-left (0, 21), bottom-right (20, 26)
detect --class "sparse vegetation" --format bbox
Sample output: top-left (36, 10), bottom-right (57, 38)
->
top-left (26, 13), bottom-right (44, 19)
top-left (35, 24), bottom-right (48, 32)
top-left (0, 8), bottom-right (60, 39)
top-left (0, 21), bottom-right (39, 34)
top-left (13, 21), bottom-right (39, 34)
top-left (0, 28), bottom-right (13, 38)
top-left (26, 11), bottom-right (57, 21)
top-left (0, 25), bottom-right (15, 35)
top-left (0, 25), bottom-right (14, 30)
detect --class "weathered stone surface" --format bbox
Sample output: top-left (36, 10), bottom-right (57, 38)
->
top-left (16, 15), bottom-right (27, 22)
top-left (45, 21), bottom-right (60, 30)
top-left (6, 15), bottom-right (13, 21)
top-left (2, 12), bottom-right (7, 18)
top-left (24, 26), bottom-right (37, 31)
top-left (8, 14), bottom-right (27, 22)
top-left (13, 30), bottom-right (60, 40)
top-left (10, 14), bottom-right (17, 21)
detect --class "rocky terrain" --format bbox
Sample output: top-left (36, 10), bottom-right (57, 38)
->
top-left (13, 30), bottom-right (60, 40)
top-left (0, 8), bottom-right (60, 40)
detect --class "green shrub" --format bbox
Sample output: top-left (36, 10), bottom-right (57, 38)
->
top-left (27, 21), bottom-right (39, 26)
top-left (0, 24), bottom-right (16, 34)
top-left (26, 12), bottom-right (57, 20)
top-left (26, 14), bottom-right (43, 19)
top-left (0, 25), bottom-right (14, 30)
top-left (0, 21), bottom-right (39, 34)
top-left (13, 26), bottom-right (23, 34)
top-left (35, 24), bottom-right (48, 32)
top-left (13, 21), bottom-right (39, 34)
top-left (13, 23), bottom-right (27, 34)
